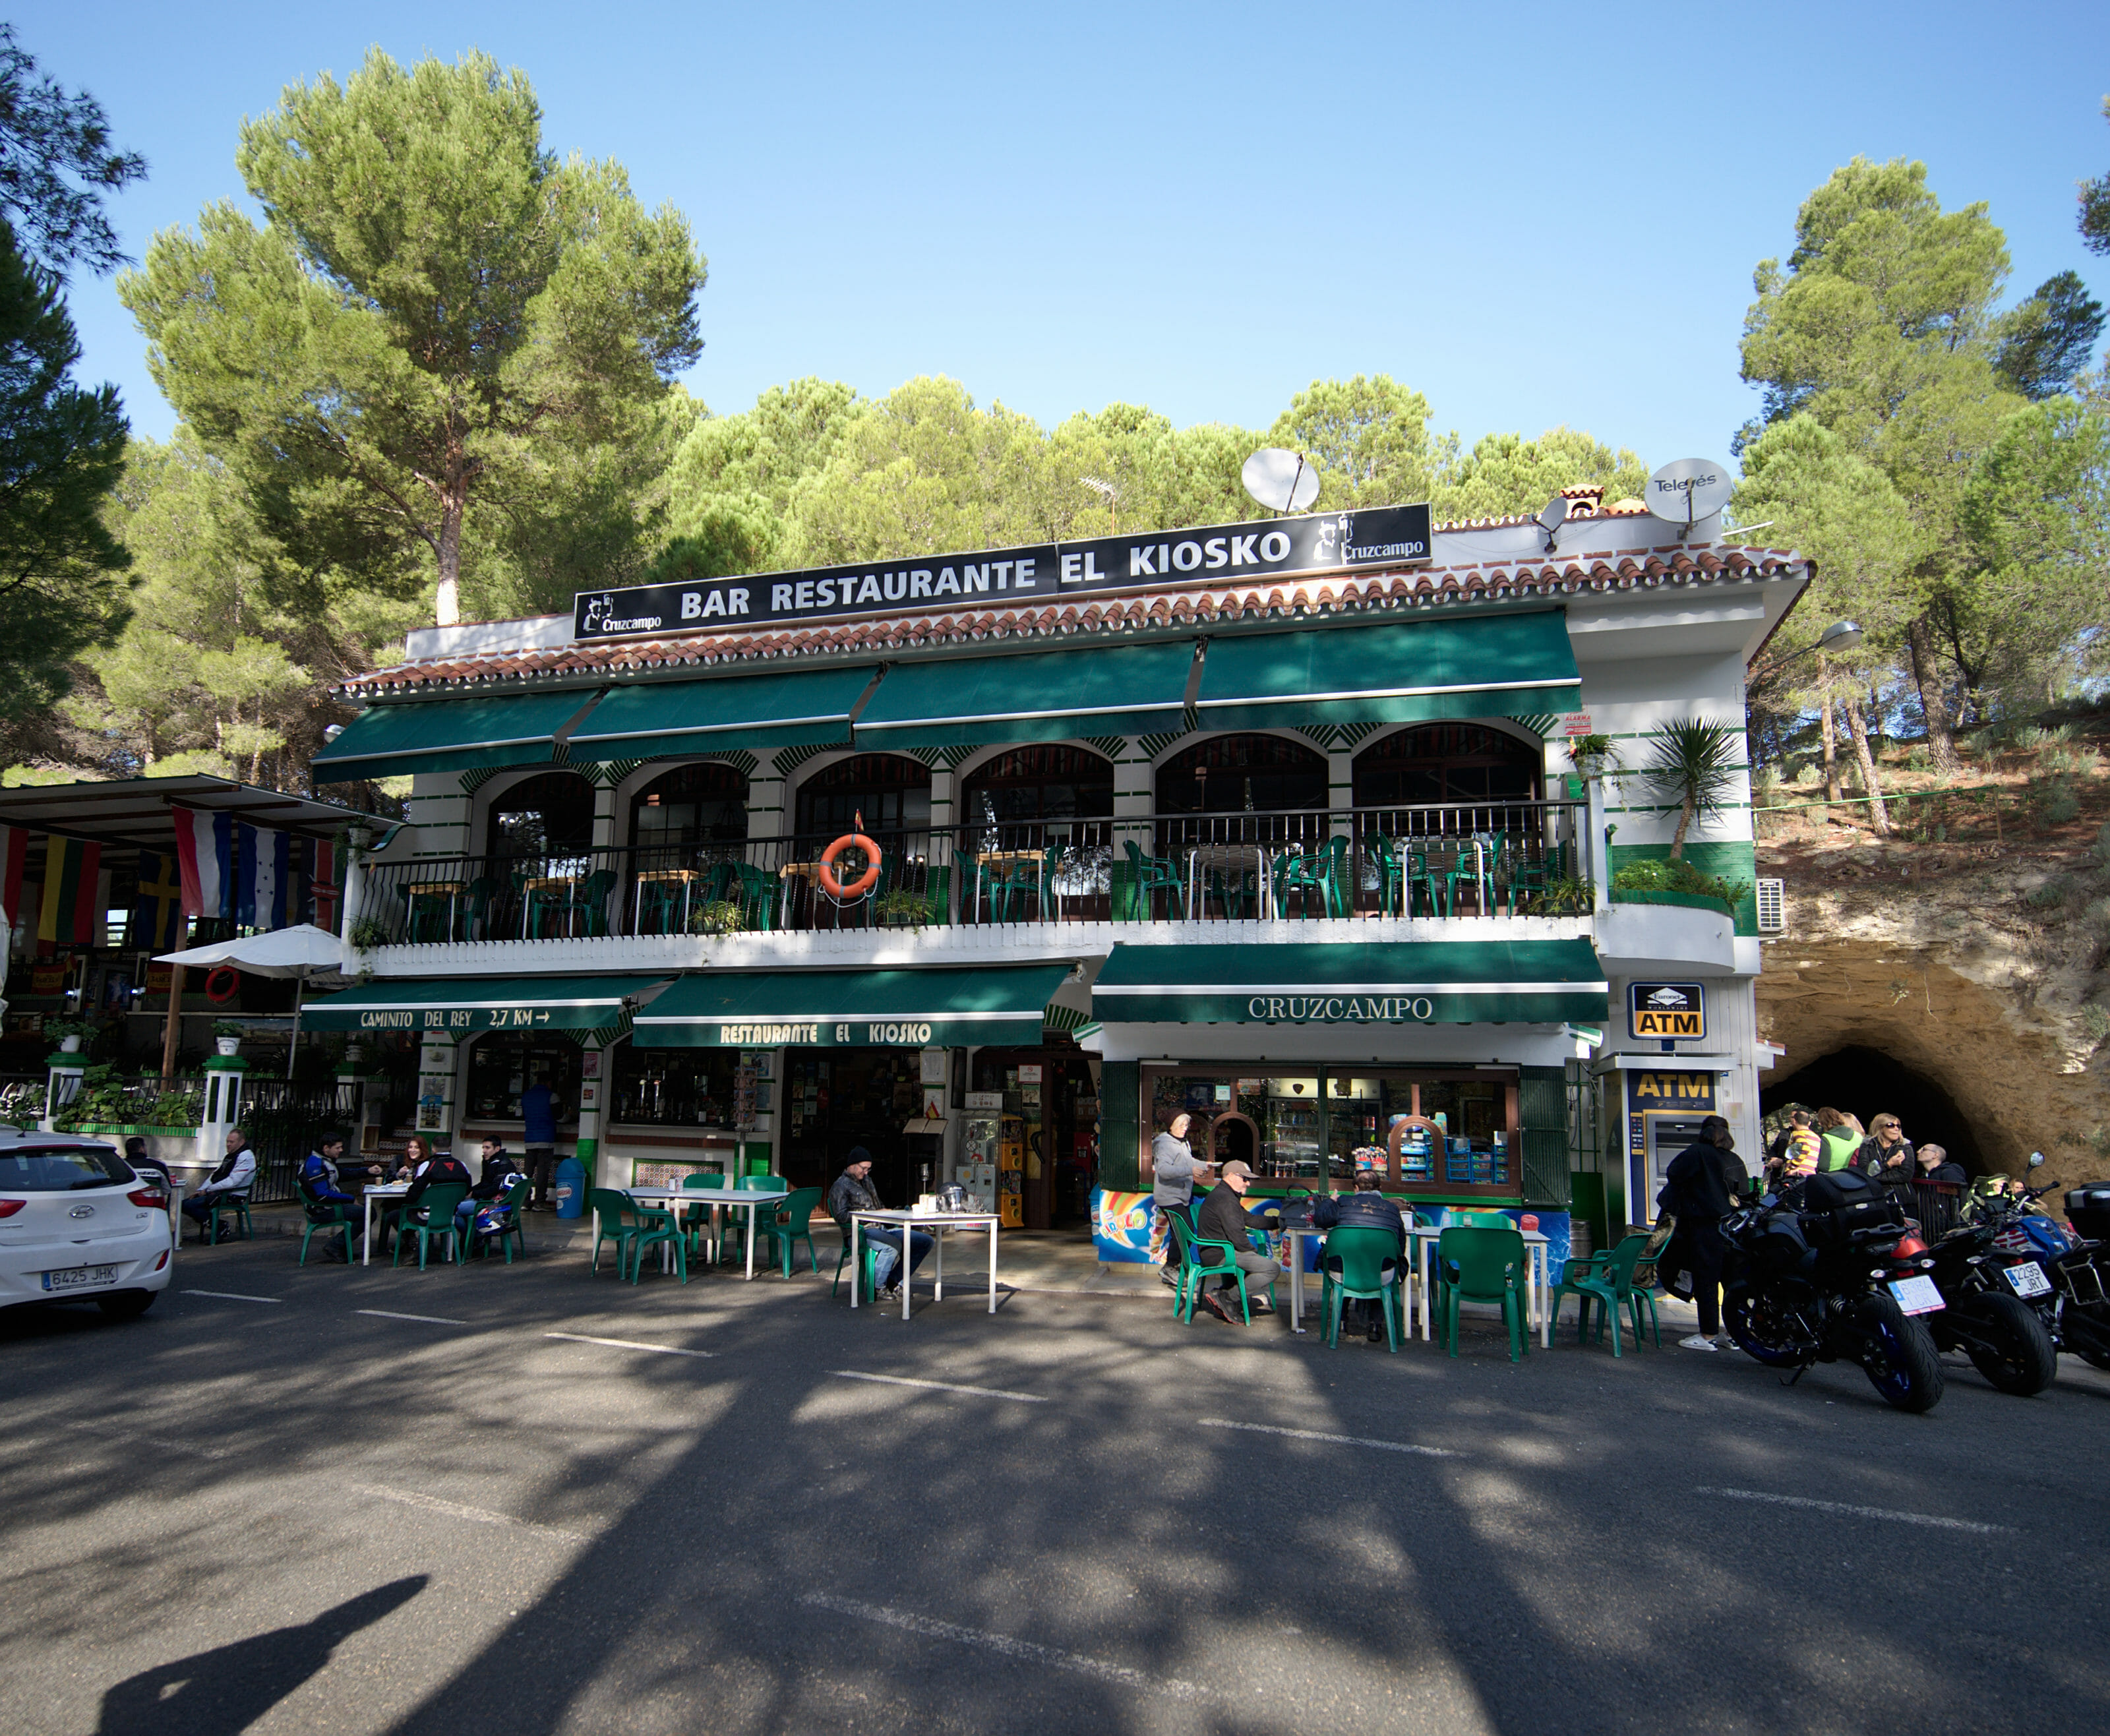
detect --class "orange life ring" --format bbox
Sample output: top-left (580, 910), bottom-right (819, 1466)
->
top-left (818, 833), bottom-right (882, 899)
top-left (205, 965), bottom-right (241, 1003)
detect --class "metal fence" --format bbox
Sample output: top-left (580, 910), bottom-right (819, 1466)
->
top-left (236, 1079), bottom-right (348, 1204)
top-left (358, 800), bottom-right (1588, 944)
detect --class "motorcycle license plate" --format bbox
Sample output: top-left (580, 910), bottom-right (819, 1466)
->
top-left (2001, 1263), bottom-right (2052, 1298)
top-left (1888, 1275), bottom-right (1944, 1315)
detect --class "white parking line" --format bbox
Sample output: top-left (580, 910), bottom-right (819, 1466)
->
top-left (1695, 1487), bottom-right (2011, 1534)
top-left (1199, 1418), bottom-right (1462, 1458)
top-left (355, 1309), bottom-right (467, 1326)
top-left (829, 1369), bottom-right (1046, 1404)
top-left (181, 1290), bottom-right (281, 1304)
top-left (545, 1332), bottom-right (713, 1358)
top-left (352, 1483), bottom-right (587, 1541)
top-left (800, 1592), bottom-right (1202, 1701)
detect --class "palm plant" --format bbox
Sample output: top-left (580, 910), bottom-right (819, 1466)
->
top-left (1646, 719), bottom-right (1741, 859)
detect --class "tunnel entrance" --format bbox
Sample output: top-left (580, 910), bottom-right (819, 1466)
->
top-left (1761, 1045), bottom-right (1985, 1176)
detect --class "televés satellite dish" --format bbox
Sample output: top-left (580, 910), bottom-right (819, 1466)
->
top-left (1242, 447), bottom-right (1321, 514)
top-left (1645, 458), bottom-right (1733, 534)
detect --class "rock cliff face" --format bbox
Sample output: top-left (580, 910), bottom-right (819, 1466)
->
top-left (1755, 839), bottom-right (2110, 1195)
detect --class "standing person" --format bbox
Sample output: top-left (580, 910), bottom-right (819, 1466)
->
top-left (1192, 1160), bottom-right (1281, 1323)
top-left (1150, 1112), bottom-right (1210, 1290)
top-left (827, 1147), bottom-right (930, 1300)
top-left (1857, 1113), bottom-right (1914, 1182)
top-left (181, 1129), bottom-right (256, 1241)
top-left (1814, 1108), bottom-right (1863, 1174)
top-left (1658, 1115), bottom-right (1746, 1352)
top-left (1914, 1143), bottom-right (1966, 1185)
top-left (520, 1073), bottom-right (558, 1210)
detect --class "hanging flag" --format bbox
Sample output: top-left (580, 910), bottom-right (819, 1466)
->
top-left (171, 806), bottom-right (232, 918)
top-left (307, 839), bottom-right (342, 930)
top-left (38, 836), bottom-right (102, 946)
top-left (237, 823), bottom-right (291, 930)
top-left (133, 849), bottom-right (185, 951)
top-left (0, 823), bottom-right (25, 934)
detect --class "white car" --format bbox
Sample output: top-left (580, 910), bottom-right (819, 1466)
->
top-left (0, 1133), bottom-right (175, 1318)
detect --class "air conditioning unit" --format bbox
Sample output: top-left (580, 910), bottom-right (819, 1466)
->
top-left (1755, 877), bottom-right (1786, 934)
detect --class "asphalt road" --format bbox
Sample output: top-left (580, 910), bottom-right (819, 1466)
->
top-left (4, 1236), bottom-right (2108, 1736)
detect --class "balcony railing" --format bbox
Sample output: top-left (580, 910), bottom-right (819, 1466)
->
top-left (356, 800), bottom-right (1588, 945)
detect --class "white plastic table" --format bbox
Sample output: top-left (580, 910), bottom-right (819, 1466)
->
top-left (361, 1182), bottom-right (409, 1267)
top-left (1185, 843), bottom-right (1274, 920)
top-left (623, 1185), bottom-right (787, 1278)
top-left (849, 1209), bottom-right (1000, 1320)
top-left (1410, 1224), bottom-right (1551, 1348)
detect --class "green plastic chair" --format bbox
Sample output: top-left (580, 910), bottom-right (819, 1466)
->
top-left (755, 1185), bottom-right (824, 1277)
top-left (717, 1174), bottom-right (789, 1262)
top-left (1319, 1224), bottom-right (1406, 1351)
top-left (1460, 1210), bottom-right (1514, 1228)
top-left (589, 1187), bottom-right (653, 1276)
top-left (1119, 839), bottom-right (1186, 920)
top-left (1567, 1232), bottom-right (1661, 1350)
top-left (677, 1170), bottom-right (727, 1259)
top-left (627, 1194), bottom-right (688, 1284)
top-left (297, 1200), bottom-right (358, 1265)
top-left (1274, 835), bottom-right (1350, 918)
top-left (465, 1176), bottom-right (530, 1265)
top-left (1433, 1225), bottom-right (1530, 1362)
top-left (1166, 1208), bottom-right (1271, 1325)
top-left (832, 1229), bottom-right (885, 1302)
top-left (393, 1183), bottom-right (469, 1270)
top-left (198, 1191), bottom-right (252, 1245)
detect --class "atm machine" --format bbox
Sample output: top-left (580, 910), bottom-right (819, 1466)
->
top-left (1639, 1115), bottom-right (1714, 1219)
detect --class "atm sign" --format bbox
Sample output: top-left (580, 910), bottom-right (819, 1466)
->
top-left (1629, 982), bottom-right (1705, 1040)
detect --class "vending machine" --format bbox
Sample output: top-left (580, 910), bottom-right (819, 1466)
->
top-left (959, 1091), bottom-right (1003, 1212)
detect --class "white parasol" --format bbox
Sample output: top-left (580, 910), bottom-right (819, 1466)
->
top-left (156, 924), bottom-right (346, 1077)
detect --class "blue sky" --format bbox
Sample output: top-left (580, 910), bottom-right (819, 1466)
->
top-left (19, 1), bottom-right (2110, 473)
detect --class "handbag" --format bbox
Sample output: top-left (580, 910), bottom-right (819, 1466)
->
top-left (1632, 1213), bottom-right (1677, 1292)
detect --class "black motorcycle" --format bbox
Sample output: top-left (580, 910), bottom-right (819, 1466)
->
top-left (1972, 1183), bottom-right (2110, 1370)
top-left (1917, 1205), bottom-right (2059, 1395)
top-left (1720, 1170), bottom-right (1946, 1414)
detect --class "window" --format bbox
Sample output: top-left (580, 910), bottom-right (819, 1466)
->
top-left (795, 754), bottom-right (931, 841)
top-left (630, 762), bottom-right (749, 853)
top-left (1352, 724), bottom-right (1540, 808)
top-left (962, 746), bottom-right (1112, 853)
top-left (609, 1037), bottom-right (739, 1127)
top-left (1155, 735), bottom-right (1327, 849)
top-left (485, 771), bottom-right (594, 860)
top-left (463, 1034), bottom-right (580, 1124)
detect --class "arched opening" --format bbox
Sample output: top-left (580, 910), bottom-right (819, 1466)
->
top-left (795, 753), bottom-right (932, 843)
top-left (1353, 723), bottom-right (1540, 808)
top-left (485, 770), bottom-right (595, 862)
top-left (629, 762), bottom-right (749, 852)
top-left (1155, 734), bottom-right (1327, 849)
top-left (1761, 1044), bottom-right (1985, 1176)
top-left (962, 745), bottom-right (1115, 918)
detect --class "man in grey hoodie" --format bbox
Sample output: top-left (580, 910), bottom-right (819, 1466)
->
top-left (1151, 1112), bottom-right (1210, 1288)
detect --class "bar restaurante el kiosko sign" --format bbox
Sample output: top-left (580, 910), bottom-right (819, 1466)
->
top-left (572, 502), bottom-right (1436, 642)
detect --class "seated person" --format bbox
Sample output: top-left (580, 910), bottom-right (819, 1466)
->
top-left (124, 1136), bottom-right (171, 1188)
top-left (458, 1137), bottom-right (525, 1235)
top-left (297, 1133), bottom-right (369, 1260)
top-left (1192, 1160), bottom-right (1281, 1323)
top-left (378, 1137), bottom-right (473, 1250)
top-left (1914, 1143), bottom-right (1967, 1186)
top-left (1312, 1168), bottom-right (1406, 1340)
top-left (827, 1147), bottom-right (930, 1299)
top-left (181, 1129), bottom-right (256, 1240)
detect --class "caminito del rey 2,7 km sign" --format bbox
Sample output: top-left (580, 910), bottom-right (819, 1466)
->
top-left (572, 502), bottom-right (1435, 642)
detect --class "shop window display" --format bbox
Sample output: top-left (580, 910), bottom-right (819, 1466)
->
top-left (609, 1038), bottom-right (738, 1127)
top-left (464, 1033), bottom-right (580, 1125)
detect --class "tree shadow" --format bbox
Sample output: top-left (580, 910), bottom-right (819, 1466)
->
top-left (97, 1576), bottom-right (427, 1736)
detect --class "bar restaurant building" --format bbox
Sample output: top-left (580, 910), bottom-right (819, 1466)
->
top-left (306, 490), bottom-right (1806, 1257)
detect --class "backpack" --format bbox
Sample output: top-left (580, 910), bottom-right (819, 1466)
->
top-left (1798, 1168), bottom-right (1901, 1247)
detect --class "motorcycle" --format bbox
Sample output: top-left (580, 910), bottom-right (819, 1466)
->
top-left (1917, 1201), bottom-right (2060, 1395)
top-left (2007, 1183), bottom-right (2110, 1370)
top-left (1719, 1168), bottom-right (1946, 1413)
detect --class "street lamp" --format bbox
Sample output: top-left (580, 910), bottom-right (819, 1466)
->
top-left (1751, 618), bottom-right (1861, 682)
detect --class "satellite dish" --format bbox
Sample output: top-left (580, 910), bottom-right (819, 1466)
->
top-left (1646, 458), bottom-right (1733, 529)
top-left (1242, 448), bottom-right (1321, 514)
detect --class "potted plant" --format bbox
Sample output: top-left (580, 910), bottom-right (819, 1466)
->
top-left (211, 1019), bottom-right (245, 1057)
top-left (346, 914), bottom-right (393, 952)
top-left (874, 889), bottom-right (926, 929)
top-left (688, 899), bottom-right (747, 937)
top-left (45, 1017), bottom-right (91, 1054)
top-left (1567, 733), bottom-right (1619, 781)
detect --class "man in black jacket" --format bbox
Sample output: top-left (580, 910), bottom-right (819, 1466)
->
top-left (1313, 1169), bottom-right (1406, 1340)
top-left (1193, 1160), bottom-right (1279, 1323)
top-left (1657, 1116), bottom-right (1747, 1353)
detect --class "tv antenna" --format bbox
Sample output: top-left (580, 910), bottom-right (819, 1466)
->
top-left (1242, 448), bottom-right (1321, 516)
top-left (1645, 458), bottom-right (1733, 538)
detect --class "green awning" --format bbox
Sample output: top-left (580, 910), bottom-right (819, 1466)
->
top-left (312, 690), bottom-right (605, 784)
top-left (567, 666), bottom-right (880, 761)
top-left (633, 963), bottom-right (1075, 1048)
top-left (300, 974), bottom-right (664, 1036)
top-left (1091, 940), bottom-right (1608, 1026)
top-left (854, 642), bottom-right (1196, 748)
top-left (1193, 611), bottom-right (1581, 731)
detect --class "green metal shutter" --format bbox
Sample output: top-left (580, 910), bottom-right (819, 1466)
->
top-left (1098, 1062), bottom-right (1139, 1192)
top-left (1517, 1065), bottom-right (1569, 1208)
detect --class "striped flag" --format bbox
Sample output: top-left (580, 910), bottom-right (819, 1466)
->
top-left (237, 823), bottom-right (291, 930)
top-left (171, 806), bottom-right (231, 919)
top-left (307, 839), bottom-right (342, 930)
top-left (0, 825), bottom-right (25, 934)
top-left (38, 836), bottom-right (102, 946)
